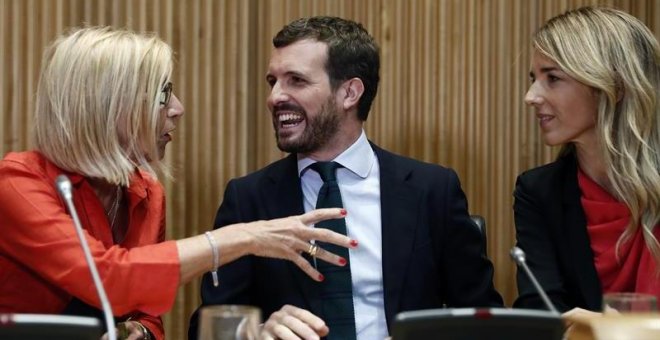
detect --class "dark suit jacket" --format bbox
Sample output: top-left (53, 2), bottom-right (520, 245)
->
top-left (188, 143), bottom-right (502, 339)
top-left (512, 151), bottom-right (603, 312)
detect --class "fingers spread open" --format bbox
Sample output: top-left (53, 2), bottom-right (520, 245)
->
top-left (311, 245), bottom-right (347, 267)
top-left (291, 253), bottom-right (323, 282)
top-left (298, 208), bottom-right (344, 225)
top-left (302, 227), bottom-right (353, 249)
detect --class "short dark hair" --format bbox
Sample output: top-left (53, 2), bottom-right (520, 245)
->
top-left (273, 16), bottom-right (380, 121)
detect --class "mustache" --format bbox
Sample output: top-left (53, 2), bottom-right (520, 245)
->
top-left (273, 103), bottom-right (304, 113)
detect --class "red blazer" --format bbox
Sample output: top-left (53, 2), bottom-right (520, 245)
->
top-left (0, 151), bottom-right (180, 339)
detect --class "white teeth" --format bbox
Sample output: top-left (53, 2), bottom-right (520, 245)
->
top-left (278, 113), bottom-right (302, 122)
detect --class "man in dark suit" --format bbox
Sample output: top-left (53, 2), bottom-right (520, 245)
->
top-left (189, 16), bottom-right (502, 340)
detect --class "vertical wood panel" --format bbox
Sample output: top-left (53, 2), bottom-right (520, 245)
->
top-left (2, 0), bottom-right (659, 337)
top-left (0, 0), bottom-right (5, 151)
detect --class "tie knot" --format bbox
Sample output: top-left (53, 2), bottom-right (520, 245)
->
top-left (310, 161), bottom-right (342, 182)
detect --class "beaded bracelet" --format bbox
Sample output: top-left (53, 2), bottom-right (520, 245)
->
top-left (204, 231), bottom-right (220, 287)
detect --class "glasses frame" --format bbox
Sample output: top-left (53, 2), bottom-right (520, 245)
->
top-left (159, 82), bottom-right (173, 107)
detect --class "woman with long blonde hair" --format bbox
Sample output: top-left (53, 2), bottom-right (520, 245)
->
top-left (513, 6), bottom-right (660, 320)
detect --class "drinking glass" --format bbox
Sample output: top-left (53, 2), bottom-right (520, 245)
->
top-left (603, 292), bottom-right (657, 313)
top-left (197, 305), bottom-right (261, 340)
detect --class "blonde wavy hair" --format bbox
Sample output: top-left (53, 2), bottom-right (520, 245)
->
top-left (34, 26), bottom-right (173, 186)
top-left (535, 7), bottom-right (660, 262)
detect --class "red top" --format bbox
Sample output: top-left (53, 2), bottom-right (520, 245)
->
top-left (0, 151), bottom-right (181, 339)
top-left (579, 169), bottom-right (660, 302)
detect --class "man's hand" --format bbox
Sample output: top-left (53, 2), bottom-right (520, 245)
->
top-left (562, 307), bottom-right (603, 338)
top-left (261, 305), bottom-right (329, 340)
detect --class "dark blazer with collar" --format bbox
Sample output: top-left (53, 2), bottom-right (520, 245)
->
top-left (188, 143), bottom-right (502, 339)
top-left (512, 151), bottom-right (603, 312)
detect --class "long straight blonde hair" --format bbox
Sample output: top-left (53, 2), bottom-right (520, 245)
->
top-left (34, 26), bottom-right (172, 186)
top-left (535, 7), bottom-right (660, 263)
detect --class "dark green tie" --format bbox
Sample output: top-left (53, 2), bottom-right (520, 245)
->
top-left (310, 161), bottom-right (357, 340)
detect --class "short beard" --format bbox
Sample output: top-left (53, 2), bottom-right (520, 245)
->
top-left (275, 97), bottom-right (341, 154)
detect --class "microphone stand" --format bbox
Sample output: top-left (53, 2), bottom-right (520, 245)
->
top-left (510, 247), bottom-right (560, 316)
top-left (56, 175), bottom-right (116, 340)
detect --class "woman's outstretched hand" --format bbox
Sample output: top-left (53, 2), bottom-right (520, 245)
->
top-left (240, 208), bottom-right (358, 281)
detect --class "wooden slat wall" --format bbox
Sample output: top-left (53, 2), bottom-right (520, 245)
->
top-left (1, 0), bottom-right (658, 338)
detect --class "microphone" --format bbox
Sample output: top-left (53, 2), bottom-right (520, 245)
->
top-left (55, 175), bottom-right (117, 340)
top-left (510, 246), bottom-right (560, 315)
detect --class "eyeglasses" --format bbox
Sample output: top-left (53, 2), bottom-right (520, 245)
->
top-left (159, 82), bottom-right (173, 106)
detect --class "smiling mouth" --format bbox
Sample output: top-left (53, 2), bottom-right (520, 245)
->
top-left (277, 113), bottom-right (304, 128)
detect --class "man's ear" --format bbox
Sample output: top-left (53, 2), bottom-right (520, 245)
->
top-left (340, 78), bottom-right (364, 111)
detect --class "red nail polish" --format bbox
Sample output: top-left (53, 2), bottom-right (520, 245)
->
top-left (318, 274), bottom-right (325, 281)
top-left (350, 239), bottom-right (358, 247)
top-left (340, 209), bottom-right (347, 216)
top-left (339, 257), bottom-right (347, 265)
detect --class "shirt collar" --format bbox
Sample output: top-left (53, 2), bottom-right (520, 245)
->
top-left (297, 130), bottom-right (375, 179)
top-left (126, 169), bottom-right (151, 199)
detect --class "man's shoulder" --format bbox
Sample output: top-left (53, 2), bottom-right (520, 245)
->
top-left (372, 143), bottom-right (455, 176)
top-left (228, 155), bottom-right (295, 185)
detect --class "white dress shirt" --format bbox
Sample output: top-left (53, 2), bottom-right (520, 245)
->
top-left (298, 130), bottom-right (388, 340)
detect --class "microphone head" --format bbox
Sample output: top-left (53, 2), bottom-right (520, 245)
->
top-left (55, 174), bottom-right (73, 200)
top-left (510, 246), bottom-right (526, 264)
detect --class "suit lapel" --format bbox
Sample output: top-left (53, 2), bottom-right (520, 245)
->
top-left (260, 154), bottom-right (323, 316)
top-left (559, 156), bottom-right (602, 310)
top-left (260, 154), bottom-right (304, 218)
top-left (372, 145), bottom-right (421, 325)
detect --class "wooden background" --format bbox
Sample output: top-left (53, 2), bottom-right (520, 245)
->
top-left (2, 0), bottom-right (658, 338)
